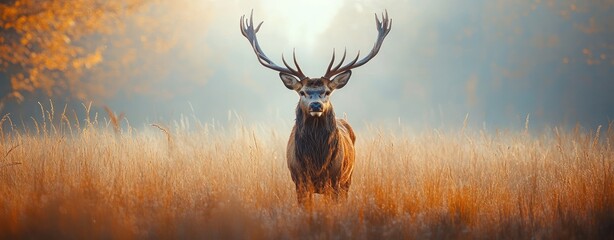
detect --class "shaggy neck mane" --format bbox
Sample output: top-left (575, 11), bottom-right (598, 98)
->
top-left (294, 105), bottom-right (339, 172)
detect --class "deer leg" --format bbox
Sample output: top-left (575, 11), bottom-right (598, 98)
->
top-left (332, 179), bottom-right (350, 202)
top-left (337, 187), bottom-right (349, 201)
top-left (296, 183), bottom-right (314, 208)
top-left (327, 179), bottom-right (349, 202)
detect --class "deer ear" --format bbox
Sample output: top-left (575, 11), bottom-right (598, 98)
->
top-left (280, 73), bottom-right (302, 90)
top-left (329, 70), bottom-right (352, 89)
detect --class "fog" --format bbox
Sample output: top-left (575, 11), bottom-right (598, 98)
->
top-left (3, 0), bottom-right (614, 131)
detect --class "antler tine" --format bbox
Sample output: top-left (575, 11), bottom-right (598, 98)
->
top-left (292, 49), bottom-right (305, 77)
top-left (332, 51), bottom-right (360, 75)
top-left (255, 20), bottom-right (263, 33)
top-left (331, 49), bottom-right (348, 73)
top-left (281, 54), bottom-right (295, 73)
top-left (345, 51), bottom-right (361, 69)
top-left (326, 48), bottom-right (336, 74)
top-left (323, 10), bottom-right (392, 79)
top-left (281, 51), bottom-right (307, 80)
top-left (240, 11), bottom-right (307, 80)
top-left (240, 15), bottom-right (246, 37)
top-left (326, 49), bottom-right (355, 79)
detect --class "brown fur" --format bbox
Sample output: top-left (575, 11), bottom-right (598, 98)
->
top-left (287, 104), bottom-right (356, 206)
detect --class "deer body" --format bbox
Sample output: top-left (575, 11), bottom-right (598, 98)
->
top-left (240, 11), bottom-right (391, 206)
top-left (288, 114), bottom-right (356, 194)
top-left (287, 86), bottom-right (356, 204)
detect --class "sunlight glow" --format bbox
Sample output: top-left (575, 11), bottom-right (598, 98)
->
top-left (260, 0), bottom-right (344, 50)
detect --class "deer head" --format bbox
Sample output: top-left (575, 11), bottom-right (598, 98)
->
top-left (240, 10), bottom-right (391, 117)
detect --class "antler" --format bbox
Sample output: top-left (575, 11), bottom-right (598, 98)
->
top-left (323, 10), bottom-right (392, 79)
top-left (240, 10), bottom-right (307, 80)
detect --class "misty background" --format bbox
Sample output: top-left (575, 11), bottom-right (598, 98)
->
top-left (1, 0), bottom-right (613, 131)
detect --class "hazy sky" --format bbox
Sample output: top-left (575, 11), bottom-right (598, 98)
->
top-left (4, 0), bottom-right (614, 131)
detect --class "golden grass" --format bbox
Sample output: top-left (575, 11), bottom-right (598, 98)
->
top-left (0, 105), bottom-right (613, 239)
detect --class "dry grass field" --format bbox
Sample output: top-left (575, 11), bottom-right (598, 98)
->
top-left (0, 104), bottom-right (613, 239)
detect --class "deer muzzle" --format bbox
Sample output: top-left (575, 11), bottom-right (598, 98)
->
top-left (308, 102), bottom-right (324, 117)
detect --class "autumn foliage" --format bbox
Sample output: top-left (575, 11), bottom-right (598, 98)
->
top-left (0, 0), bottom-right (210, 108)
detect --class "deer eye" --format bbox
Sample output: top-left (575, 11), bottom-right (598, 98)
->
top-left (299, 91), bottom-right (306, 97)
top-left (325, 91), bottom-right (331, 96)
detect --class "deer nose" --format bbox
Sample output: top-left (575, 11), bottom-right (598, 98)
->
top-left (309, 102), bottom-right (323, 112)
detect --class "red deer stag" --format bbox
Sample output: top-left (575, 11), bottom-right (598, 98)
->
top-left (240, 10), bottom-right (391, 206)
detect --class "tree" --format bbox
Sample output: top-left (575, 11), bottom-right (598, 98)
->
top-left (0, 0), bottom-right (212, 110)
